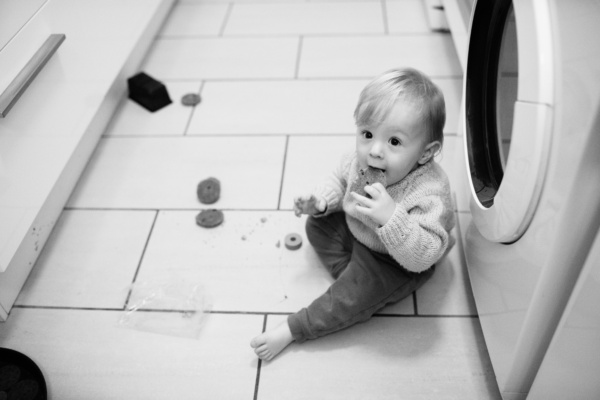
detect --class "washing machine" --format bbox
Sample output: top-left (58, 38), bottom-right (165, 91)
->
top-left (461, 0), bottom-right (600, 399)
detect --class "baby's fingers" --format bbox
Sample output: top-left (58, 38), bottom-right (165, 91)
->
top-left (293, 196), bottom-right (308, 216)
top-left (350, 192), bottom-right (372, 208)
top-left (363, 185), bottom-right (382, 199)
top-left (354, 203), bottom-right (372, 217)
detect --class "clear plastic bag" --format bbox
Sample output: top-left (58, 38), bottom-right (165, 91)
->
top-left (118, 281), bottom-right (212, 339)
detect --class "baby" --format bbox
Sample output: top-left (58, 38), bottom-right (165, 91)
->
top-left (251, 67), bottom-right (456, 360)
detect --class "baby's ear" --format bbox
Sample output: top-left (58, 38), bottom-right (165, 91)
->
top-left (418, 141), bottom-right (441, 165)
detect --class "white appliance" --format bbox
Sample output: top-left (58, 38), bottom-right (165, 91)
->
top-left (528, 223), bottom-right (600, 399)
top-left (461, 0), bottom-right (600, 399)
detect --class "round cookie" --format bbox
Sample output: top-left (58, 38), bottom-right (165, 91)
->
top-left (197, 177), bottom-right (221, 204)
top-left (358, 167), bottom-right (387, 198)
top-left (181, 93), bottom-right (201, 106)
top-left (195, 209), bottom-right (224, 228)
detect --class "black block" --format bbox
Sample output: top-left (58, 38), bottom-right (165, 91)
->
top-left (127, 72), bottom-right (172, 112)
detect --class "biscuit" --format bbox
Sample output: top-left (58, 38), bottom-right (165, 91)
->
top-left (195, 209), bottom-right (224, 228)
top-left (358, 167), bottom-right (387, 198)
top-left (197, 177), bottom-right (220, 204)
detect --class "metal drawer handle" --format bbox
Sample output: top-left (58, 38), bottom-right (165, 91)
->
top-left (0, 33), bottom-right (66, 118)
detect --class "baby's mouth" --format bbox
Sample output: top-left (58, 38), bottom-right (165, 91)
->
top-left (369, 166), bottom-right (386, 173)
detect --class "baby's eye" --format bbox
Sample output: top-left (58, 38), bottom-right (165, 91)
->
top-left (389, 137), bottom-right (401, 146)
top-left (361, 130), bottom-right (373, 139)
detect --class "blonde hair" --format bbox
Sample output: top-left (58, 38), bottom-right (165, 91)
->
top-left (354, 67), bottom-right (446, 145)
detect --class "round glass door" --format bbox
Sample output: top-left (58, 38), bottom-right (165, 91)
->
top-left (495, 5), bottom-right (518, 169)
top-left (465, 0), bottom-right (553, 243)
top-left (465, 0), bottom-right (517, 208)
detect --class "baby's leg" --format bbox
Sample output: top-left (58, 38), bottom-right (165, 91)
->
top-left (305, 213), bottom-right (354, 278)
top-left (289, 240), bottom-right (434, 343)
top-left (250, 214), bottom-right (352, 361)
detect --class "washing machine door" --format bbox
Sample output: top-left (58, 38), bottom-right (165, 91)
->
top-left (465, 0), bottom-right (554, 243)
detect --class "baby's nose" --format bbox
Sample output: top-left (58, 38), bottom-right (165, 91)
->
top-left (369, 142), bottom-right (384, 158)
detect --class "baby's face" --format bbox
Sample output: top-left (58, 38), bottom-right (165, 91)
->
top-left (356, 98), bottom-right (429, 186)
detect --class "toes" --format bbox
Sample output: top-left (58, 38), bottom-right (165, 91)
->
top-left (254, 344), bottom-right (267, 354)
top-left (256, 348), bottom-right (271, 360)
top-left (253, 343), bottom-right (269, 357)
top-left (250, 335), bottom-right (265, 348)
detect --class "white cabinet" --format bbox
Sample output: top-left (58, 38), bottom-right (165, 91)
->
top-left (0, 0), bottom-right (48, 51)
top-left (0, 0), bottom-right (174, 320)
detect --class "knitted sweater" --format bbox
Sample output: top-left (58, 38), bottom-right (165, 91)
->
top-left (314, 152), bottom-right (455, 273)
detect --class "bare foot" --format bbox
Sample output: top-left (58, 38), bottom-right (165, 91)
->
top-left (250, 321), bottom-right (294, 361)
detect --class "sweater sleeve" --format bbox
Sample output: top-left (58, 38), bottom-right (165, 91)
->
top-left (377, 194), bottom-right (453, 273)
top-left (313, 153), bottom-right (354, 216)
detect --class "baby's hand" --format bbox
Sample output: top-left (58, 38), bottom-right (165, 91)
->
top-left (293, 194), bottom-right (327, 217)
top-left (351, 183), bottom-right (395, 226)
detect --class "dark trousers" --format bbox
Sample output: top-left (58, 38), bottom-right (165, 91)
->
top-left (288, 213), bottom-right (435, 343)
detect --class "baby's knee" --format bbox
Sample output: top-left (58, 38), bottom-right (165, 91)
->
top-left (305, 215), bottom-right (330, 246)
top-left (305, 215), bottom-right (320, 236)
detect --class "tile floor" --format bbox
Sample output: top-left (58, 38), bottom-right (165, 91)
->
top-left (0, 0), bottom-right (502, 398)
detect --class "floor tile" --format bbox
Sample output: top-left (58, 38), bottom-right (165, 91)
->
top-left (134, 210), bottom-right (334, 313)
top-left (258, 314), bottom-right (501, 400)
top-left (160, 3), bottom-right (229, 37)
top-left (187, 80), bottom-right (365, 135)
top-left (188, 78), bottom-right (461, 136)
top-left (134, 209), bottom-right (415, 315)
top-left (182, 0), bottom-right (305, 2)
top-left (415, 222), bottom-right (478, 316)
top-left (66, 136), bottom-right (286, 209)
top-left (280, 135), bottom-right (355, 210)
top-left (453, 123), bottom-right (472, 213)
top-left (142, 37), bottom-right (299, 80)
top-left (439, 135), bottom-right (462, 195)
top-left (457, 212), bottom-right (473, 262)
top-left (0, 308), bottom-right (262, 399)
top-left (15, 210), bottom-right (155, 309)
top-left (104, 81), bottom-right (200, 137)
top-left (299, 35), bottom-right (462, 78)
top-left (386, 0), bottom-right (431, 33)
top-left (436, 78), bottom-right (463, 134)
top-left (224, 2), bottom-right (384, 35)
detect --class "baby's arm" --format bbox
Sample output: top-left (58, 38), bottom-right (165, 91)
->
top-left (378, 194), bottom-right (453, 273)
top-left (293, 194), bottom-right (327, 217)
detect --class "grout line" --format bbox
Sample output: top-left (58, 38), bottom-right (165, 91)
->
top-left (13, 305), bottom-right (124, 312)
top-left (12, 305), bottom-right (479, 319)
top-left (98, 132), bottom-right (458, 139)
top-left (253, 315), bottom-right (268, 400)
top-left (218, 2), bottom-right (234, 37)
top-left (130, 75), bottom-right (463, 84)
top-left (64, 207), bottom-right (297, 213)
top-left (413, 292), bottom-right (419, 315)
top-left (294, 36), bottom-right (304, 79)
top-left (277, 136), bottom-right (290, 210)
top-left (123, 210), bottom-right (160, 309)
top-left (253, 359), bottom-right (263, 400)
top-left (381, 0), bottom-right (389, 35)
top-left (101, 132), bottom-right (359, 139)
top-left (373, 313), bottom-right (479, 318)
top-left (156, 31), bottom-right (450, 40)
